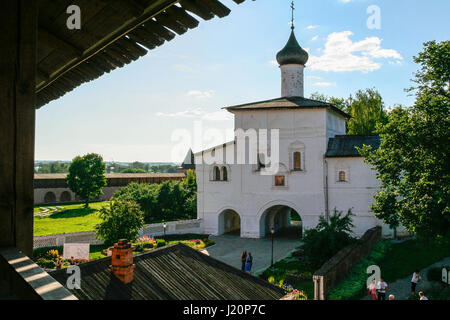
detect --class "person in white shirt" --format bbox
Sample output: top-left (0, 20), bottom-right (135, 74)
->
top-left (419, 291), bottom-right (428, 300)
top-left (411, 270), bottom-right (424, 295)
top-left (377, 278), bottom-right (388, 301)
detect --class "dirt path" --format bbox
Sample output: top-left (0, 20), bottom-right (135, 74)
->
top-left (362, 257), bottom-right (450, 300)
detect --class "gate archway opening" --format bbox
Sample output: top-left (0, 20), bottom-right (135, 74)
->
top-left (259, 205), bottom-right (302, 239)
top-left (60, 191), bottom-right (71, 202)
top-left (218, 209), bottom-right (241, 236)
top-left (44, 191), bottom-right (56, 203)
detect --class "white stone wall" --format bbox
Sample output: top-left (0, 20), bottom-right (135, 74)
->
top-left (280, 64), bottom-right (304, 97)
top-left (34, 186), bottom-right (119, 205)
top-left (197, 108), bottom-right (351, 238)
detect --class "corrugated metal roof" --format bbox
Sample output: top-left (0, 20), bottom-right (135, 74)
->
top-left (49, 243), bottom-right (285, 300)
top-left (224, 96), bottom-right (350, 119)
top-left (326, 135), bottom-right (381, 157)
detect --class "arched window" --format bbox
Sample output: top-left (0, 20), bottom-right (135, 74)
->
top-left (214, 166), bottom-right (220, 181)
top-left (222, 167), bottom-right (228, 181)
top-left (339, 171), bottom-right (346, 182)
top-left (293, 152), bottom-right (301, 171)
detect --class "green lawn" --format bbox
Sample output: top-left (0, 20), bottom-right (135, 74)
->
top-left (34, 201), bottom-right (109, 236)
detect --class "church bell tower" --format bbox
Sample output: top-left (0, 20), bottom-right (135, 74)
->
top-left (276, 2), bottom-right (309, 98)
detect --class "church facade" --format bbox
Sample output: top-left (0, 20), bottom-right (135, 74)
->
top-left (193, 26), bottom-right (397, 239)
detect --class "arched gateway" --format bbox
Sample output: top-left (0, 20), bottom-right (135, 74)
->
top-left (218, 209), bottom-right (241, 236)
top-left (258, 201), bottom-right (302, 238)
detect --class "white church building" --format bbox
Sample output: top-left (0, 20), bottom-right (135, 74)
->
top-left (190, 24), bottom-right (397, 239)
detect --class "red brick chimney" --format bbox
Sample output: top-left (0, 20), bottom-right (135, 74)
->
top-left (110, 239), bottom-right (135, 284)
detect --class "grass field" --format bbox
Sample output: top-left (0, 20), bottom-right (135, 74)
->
top-left (34, 201), bottom-right (109, 236)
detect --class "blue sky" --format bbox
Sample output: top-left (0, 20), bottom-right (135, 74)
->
top-left (36, 0), bottom-right (450, 163)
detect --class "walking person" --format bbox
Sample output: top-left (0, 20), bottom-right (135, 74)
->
top-left (411, 270), bottom-right (424, 295)
top-left (240, 250), bottom-right (247, 271)
top-left (418, 291), bottom-right (428, 300)
top-left (244, 252), bottom-right (253, 274)
top-left (377, 278), bottom-right (388, 301)
top-left (367, 279), bottom-right (378, 300)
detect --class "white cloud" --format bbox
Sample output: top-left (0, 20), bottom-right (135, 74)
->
top-left (307, 75), bottom-right (322, 80)
top-left (308, 31), bottom-right (403, 73)
top-left (268, 60), bottom-right (278, 66)
top-left (187, 90), bottom-right (215, 99)
top-left (313, 82), bottom-right (336, 87)
top-left (311, 35), bottom-right (319, 41)
top-left (306, 25), bottom-right (319, 30)
top-left (156, 107), bottom-right (233, 121)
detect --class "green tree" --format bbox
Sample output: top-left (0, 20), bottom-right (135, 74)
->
top-left (120, 168), bottom-right (147, 173)
top-left (360, 41), bottom-right (450, 239)
top-left (95, 200), bottom-right (144, 246)
top-left (310, 88), bottom-right (388, 135)
top-left (66, 153), bottom-right (106, 208)
top-left (301, 208), bottom-right (356, 269)
top-left (310, 92), bottom-right (347, 110)
top-left (346, 88), bottom-right (388, 135)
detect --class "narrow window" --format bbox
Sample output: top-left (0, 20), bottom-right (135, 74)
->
top-left (293, 152), bottom-right (301, 171)
top-left (275, 175), bottom-right (285, 186)
top-left (339, 171), bottom-right (346, 182)
top-left (214, 166), bottom-right (220, 181)
top-left (222, 167), bottom-right (228, 181)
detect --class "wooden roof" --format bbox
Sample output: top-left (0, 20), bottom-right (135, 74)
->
top-left (325, 135), bottom-right (381, 157)
top-left (225, 96), bottom-right (351, 119)
top-left (34, 173), bottom-right (186, 180)
top-left (36, 0), bottom-right (248, 108)
top-left (49, 243), bottom-right (285, 300)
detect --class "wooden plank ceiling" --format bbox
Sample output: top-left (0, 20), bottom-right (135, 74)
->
top-left (36, 0), bottom-right (248, 109)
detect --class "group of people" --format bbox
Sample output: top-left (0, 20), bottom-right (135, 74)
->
top-left (367, 270), bottom-right (428, 300)
top-left (240, 250), bottom-right (253, 273)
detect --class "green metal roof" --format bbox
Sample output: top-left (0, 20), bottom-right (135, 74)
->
top-left (276, 30), bottom-right (309, 66)
top-left (326, 135), bottom-right (381, 157)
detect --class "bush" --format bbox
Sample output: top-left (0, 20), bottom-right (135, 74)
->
top-left (301, 208), bottom-right (356, 269)
top-left (45, 249), bottom-right (60, 261)
top-left (156, 239), bottom-right (166, 248)
top-left (33, 246), bottom-right (63, 259)
top-left (36, 258), bottom-right (55, 269)
top-left (95, 200), bottom-right (145, 246)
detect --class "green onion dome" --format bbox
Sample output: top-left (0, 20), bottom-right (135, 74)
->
top-left (276, 30), bottom-right (309, 66)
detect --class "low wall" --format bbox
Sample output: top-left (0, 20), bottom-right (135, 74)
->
top-left (313, 226), bottom-right (381, 300)
top-left (33, 219), bottom-right (204, 249)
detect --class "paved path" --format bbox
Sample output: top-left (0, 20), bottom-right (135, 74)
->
top-left (362, 256), bottom-right (450, 300)
top-left (201, 235), bottom-right (302, 275)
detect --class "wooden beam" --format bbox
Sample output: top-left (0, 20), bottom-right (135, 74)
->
top-left (154, 12), bottom-right (188, 35)
top-left (201, 0), bottom-right (231, 18)
top-left (179, 0), bottom-right (215, 20)
top-left (165, 5), bottom-right (199, 29)
top-left (38, 27), bottom-right (83, 57)
top-left (0, 0), bottom-right (37, 257)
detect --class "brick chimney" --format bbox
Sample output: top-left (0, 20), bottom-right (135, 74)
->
top-left (109, 239), bottom-right (135, 284)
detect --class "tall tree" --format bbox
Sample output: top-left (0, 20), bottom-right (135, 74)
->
top-left (310, 88), bottom-right (389, 135)
top-left (66, 153), bottom-right (107, 208)
top-left (346, 88), bottom-right (388, 135)
top-left (360, 41), bottom-right (450, 239)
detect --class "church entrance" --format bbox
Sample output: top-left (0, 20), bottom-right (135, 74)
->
top-left (218, 209), bottom-right (241, 236)
top-left (259, 205), bottom-right (302, 239)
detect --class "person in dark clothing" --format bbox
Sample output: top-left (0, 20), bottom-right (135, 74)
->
top-left (244, 252), bottom-right (253, 273)
top-left (240, 250), bottom-right (247, 271)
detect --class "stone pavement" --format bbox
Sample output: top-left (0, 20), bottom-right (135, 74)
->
top-left (201, 234), bottom-right (302, 275)
top-left (362, 256), bottom-right (450, 300)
